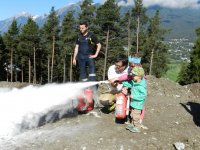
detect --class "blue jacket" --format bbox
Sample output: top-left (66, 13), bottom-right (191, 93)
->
top-left (76, 32), bottom-right (98, 59)
top-left (122, 78), bottom-right (147, 110)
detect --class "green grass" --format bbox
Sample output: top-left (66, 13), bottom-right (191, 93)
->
top-left (163, 63), bottom-right (181, 82)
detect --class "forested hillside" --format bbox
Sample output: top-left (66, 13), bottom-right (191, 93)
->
top-left (0, 0), bottom-right (199, 85)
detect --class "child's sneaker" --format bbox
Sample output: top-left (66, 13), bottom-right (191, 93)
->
top-left (129, 127), bottom-right (141, 133)
top-left (126, 124), bottom-right (134, 130)
top-left (125, 121), bottom-right (130, 125)
top-left (140, 124), bottom-right (148, 130)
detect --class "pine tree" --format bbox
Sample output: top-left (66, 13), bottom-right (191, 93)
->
top-left (120, 11), bottom-right (133, 56)
top-left (177, 61), bottom-right (190, 85)
top-left (59, 11), bottom-right (77, 82)
top-left (79, 0), bottom-right (96, 26)
top-left (0, 35), bottom-right (7, 80)
top-left (41, 7), bottom-right (60, 83)
top-left (2, 19), bottom-right (19, 82)
top-left (188, 27), bottom-right (200, 83)
top-left (178, 27), bottom-right (200, 85)
top-left (143, 10), bottom-right (169, 77)
top-left (179, 27), bottom-right (200, 85)
top-left (18, 17), bottom-right (40, 83)
top-left (189, 27), bottom-right (200, 83)
top-left (131, 0), bottom-right (148, 54)
top-left (96, 0), bottom-right (123, 80)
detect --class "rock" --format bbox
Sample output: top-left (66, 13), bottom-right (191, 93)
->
top-left (174, 142), bottom-right (185, 150)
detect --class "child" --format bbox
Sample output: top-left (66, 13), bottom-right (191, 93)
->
top-left (128, 56), bottom-right (147, 127)
top-left (109, 55), bottom-right (147, 129)
top-left (122, 66), bottom-right (147, 133)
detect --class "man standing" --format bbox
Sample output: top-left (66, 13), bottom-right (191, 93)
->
top-left (73, 21), bottom-right (101, 81)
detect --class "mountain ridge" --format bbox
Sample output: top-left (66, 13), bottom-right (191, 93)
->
top-left (0, 2), bottom-right (200, 40)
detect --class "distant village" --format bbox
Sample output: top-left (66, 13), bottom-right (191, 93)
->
top-left (166, 38), bottom-right (194, 62)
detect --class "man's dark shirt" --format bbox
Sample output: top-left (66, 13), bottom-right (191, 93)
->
top-left (76, 32), bottom-right (99, 59)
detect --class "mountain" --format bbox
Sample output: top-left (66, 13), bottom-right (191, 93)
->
top-left (0, 2), bottom-right (200, 41)
top-left (0, 12), bottom-right (31, 34)
top-left (0, 3), bottom-right (82, 34)
top-left (121, 5), bottom-right (200, 40)
top-left (149, 6), bottom-right (200, 40)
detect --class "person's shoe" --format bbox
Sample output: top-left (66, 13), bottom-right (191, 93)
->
top-left (140, 124), bottom-right (148, 130)
top-left (125, 121), bottom-right (130, 125)
top-left (125, 119), bottom-right (132, 125)
top-left (129, 127), bottom-right (141, 133)
top-left (126, 124), bottom-right (134, 130)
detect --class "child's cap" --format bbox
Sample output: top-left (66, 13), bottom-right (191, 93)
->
top-left (130, 66), bottom-right (144, 77)
top-left (128, 56), bottom-right (141, 64)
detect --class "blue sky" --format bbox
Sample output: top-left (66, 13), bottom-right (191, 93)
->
top-left (0, 0), bottom-right (101, 20)
top-left (1, 0), bottom-right (200, 21)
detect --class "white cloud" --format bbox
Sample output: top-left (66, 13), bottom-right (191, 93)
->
top-left (99, 0), bottom-right (200, 8)
top-left (32, 15), bottom-right (39, 20)
top-left (143, 0), bottom-right (200, 9)
top-left (118, 0), bottom-right (134, 6)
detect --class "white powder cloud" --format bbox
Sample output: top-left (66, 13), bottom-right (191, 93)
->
top-left (0, 82), bottom-right (98, 139)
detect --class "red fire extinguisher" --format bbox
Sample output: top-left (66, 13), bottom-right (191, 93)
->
top-left (76, 88), bottom-right (94, 112)
top-left (115, 92), bottom-right (128, 119)
top-left (84, 88), bottom-right (93, 111)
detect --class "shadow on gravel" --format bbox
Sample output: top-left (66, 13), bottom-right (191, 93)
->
top-left (180, 102), bottom-right (200, 127)
top-left (20, 108), bottom-right (79, 132)
top-left (100, 106), bottom-right (112, 114)
top-left (100, 106), bottom-right (127, 124)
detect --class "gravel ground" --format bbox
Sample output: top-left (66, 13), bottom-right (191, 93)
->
top-left (0, 77), bottom-right (200, 150)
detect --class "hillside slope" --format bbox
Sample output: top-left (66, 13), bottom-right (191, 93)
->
top-left (0, 76), bottom-right (200, 150)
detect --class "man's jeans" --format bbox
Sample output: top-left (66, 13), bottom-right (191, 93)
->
top-left (77, 58), bottom-right (96, 81)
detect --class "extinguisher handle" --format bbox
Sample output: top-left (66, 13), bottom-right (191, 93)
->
top-left (127, 88), bottom-right (131, 95)
top-left (126, 95), bottom-right (130, 116)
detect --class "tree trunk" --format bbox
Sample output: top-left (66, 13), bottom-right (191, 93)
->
top-left (21, 63), bottom-right (24, 83)
top-left (33, 47), bottom-right (36, 84)
top-left (63, 57), bottom-right (66, 83)
top-left (103, 28), bottom-right (110, 81)
top-left (15, 69), bottom-right (17, 82)
top-left (149, 48), bottom-right (154, 75)
top-left (48, 57), bottom-right (50, 83)
top-left (50, 35), bottom-right (55, 83)
top-left (10, 48), bottom-right (13, 82)
top-left (70, 54), bottom-right (73, 82)
top-left (136, 16), bottom-right (140, 53)
top-left (29, 58), bottom-right (31, 83)
top-left (40, 76), bottom-right (43, 84)
top-left (6, 71), bottom-right (8, 82)
top-left (128, 12), bottom-right (131, 57)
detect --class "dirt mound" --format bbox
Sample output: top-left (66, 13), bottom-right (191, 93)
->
top-left (184, 83), bottom-right (200, 100)
top-left (0, 81), bottom-right (31, 88)
top-left (0, 77), bottom-right (200, 150)
top-left (147, 75), bottom-right (196, 100)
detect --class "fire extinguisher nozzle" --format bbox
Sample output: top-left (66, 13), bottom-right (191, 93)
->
top-left (99, 80), bottom-right (109, 84)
